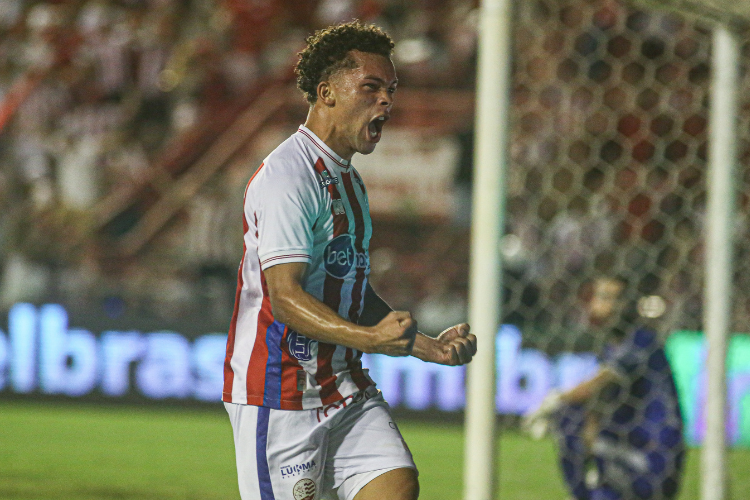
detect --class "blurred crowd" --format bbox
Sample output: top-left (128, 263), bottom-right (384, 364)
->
top-left (0, 0), bottom-right (479, 328)
top-left (0, 0), bottom-right (748, 341)
top-left (0, 0), bottom-right (476, 210)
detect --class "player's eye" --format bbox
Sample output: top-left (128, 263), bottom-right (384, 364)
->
top-left (363, 83), bottom-right (378, 90)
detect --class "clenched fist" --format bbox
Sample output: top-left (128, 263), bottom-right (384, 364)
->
top-left (366, 311), bottom-right (418, 357)
top-left (421, 323), bottom-right (477, 366)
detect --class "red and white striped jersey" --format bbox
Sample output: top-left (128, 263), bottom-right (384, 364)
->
top-left (223, 126), bottom-right (376, 410)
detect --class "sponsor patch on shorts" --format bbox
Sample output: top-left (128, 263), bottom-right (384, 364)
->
top-left (293, 478), bottom-right (316, 500)
top-left (280, 459), bottom-right (317, 479)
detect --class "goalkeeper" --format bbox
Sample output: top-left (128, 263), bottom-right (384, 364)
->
top-left (524, 276), bottom-right (685, 500)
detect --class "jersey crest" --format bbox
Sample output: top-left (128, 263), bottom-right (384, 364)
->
top-left (287, 330), bottom-right (314, 361)
top-left (318, 169), bottom-right (339, 188)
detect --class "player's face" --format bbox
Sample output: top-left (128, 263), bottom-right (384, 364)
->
top-left (589, 278), bottom-right (624, 325)
top-left (328, 51), bottom-right (397, 156)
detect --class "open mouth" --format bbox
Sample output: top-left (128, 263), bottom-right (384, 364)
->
top-left (367, 116), bottom-right (387, 141)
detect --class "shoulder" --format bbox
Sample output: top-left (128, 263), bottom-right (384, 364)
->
top-left (606, 328), bottom-right (661, 368)
top-left (250, 134), bottom-right (319, 190)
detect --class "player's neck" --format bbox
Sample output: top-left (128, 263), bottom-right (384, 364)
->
top-left (304, 107), bottom-right (354, 161)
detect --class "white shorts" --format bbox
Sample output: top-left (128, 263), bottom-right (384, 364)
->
top-left (225, 387), bottom-right (417, 500)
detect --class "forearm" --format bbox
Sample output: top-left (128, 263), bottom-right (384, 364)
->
top-left (272, 286), bottom-right (375, 353)
top-left (411, 332), bottom-right (440, 362)
top-left (265, 263), bottom-right (415, 357)
top-left (559, 367), bottom-right (621, 405)
top-left (358, 283), bottom-right (394, 327)
top-left (359, 285), bottom-right (442, 362)
top-left (582, 412), bottom-right (600, 451)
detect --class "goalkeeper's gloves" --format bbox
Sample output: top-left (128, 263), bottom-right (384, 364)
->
top-left (521, 390), bottom-right (563, 440)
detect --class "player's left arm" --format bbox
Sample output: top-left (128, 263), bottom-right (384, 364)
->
top-left (412, 323), bottom-right (477, 366)
top-left (360, 283), bottom-right (477, 366)
top-left (359, 283), bottom-right (394, 327)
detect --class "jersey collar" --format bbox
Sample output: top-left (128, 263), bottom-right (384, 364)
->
top-left (297, 125), bottom-right (351, 170)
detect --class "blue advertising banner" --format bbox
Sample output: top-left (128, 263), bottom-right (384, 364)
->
top-left (1, 303), bottom-right (749, 446)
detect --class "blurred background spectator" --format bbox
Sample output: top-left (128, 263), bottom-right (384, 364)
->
top-left (0, 0), bottom-right (747, 346)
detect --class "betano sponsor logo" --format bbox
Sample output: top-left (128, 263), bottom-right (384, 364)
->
top-left (0, 305), bottom-right (748, 446)
top-left (323, 235), bottom-right (367, 279)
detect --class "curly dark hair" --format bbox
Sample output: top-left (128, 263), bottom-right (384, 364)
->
top-left (295, 21), bottom-right (394, 104)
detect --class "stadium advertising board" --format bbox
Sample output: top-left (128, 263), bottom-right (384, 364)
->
top-left (0, 303), bottom-right (749, 446)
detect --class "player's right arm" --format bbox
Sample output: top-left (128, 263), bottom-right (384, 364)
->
top-left (252, 150), bottom-right (415, 356)
top-left (522, 366), bottom-right (621, 438)
top-left (264, 261), bottom-right (417, 356)
top-left (559, 367), bottom-right (623, 404)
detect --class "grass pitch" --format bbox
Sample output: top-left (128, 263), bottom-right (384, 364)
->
top-left (0, 401), bottom-right (747, 499)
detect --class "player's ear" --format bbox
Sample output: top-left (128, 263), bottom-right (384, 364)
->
top-left (317, 81), bottom-right (335, 107)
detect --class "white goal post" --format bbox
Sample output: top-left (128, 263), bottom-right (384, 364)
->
top-left (464, 0), bottom-right (514, 498)
top-left (701, 23), bottom-right (742, 500)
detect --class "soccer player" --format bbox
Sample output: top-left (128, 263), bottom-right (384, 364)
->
top-left (524, 276), bottom-right (684, 500)
top-left (222, 21), bottom-right (477, 500)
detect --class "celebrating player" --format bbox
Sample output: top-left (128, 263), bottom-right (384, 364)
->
top-left (222, 21), bottom-right (477, 500)
top-left (523, 276), bottom-right (685, 500)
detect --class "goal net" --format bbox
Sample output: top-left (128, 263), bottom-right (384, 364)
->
top-left (500, 0), bottom-right (750, 496)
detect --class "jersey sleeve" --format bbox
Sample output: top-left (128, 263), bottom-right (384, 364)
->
top-left (252, 160), bottom-right (323, 270)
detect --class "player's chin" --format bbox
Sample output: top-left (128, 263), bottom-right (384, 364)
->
top-left (357, 140), bottom-right (378, 155)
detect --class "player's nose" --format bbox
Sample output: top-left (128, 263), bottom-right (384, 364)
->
top-left (379, 90), bottom-right (393, 108)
